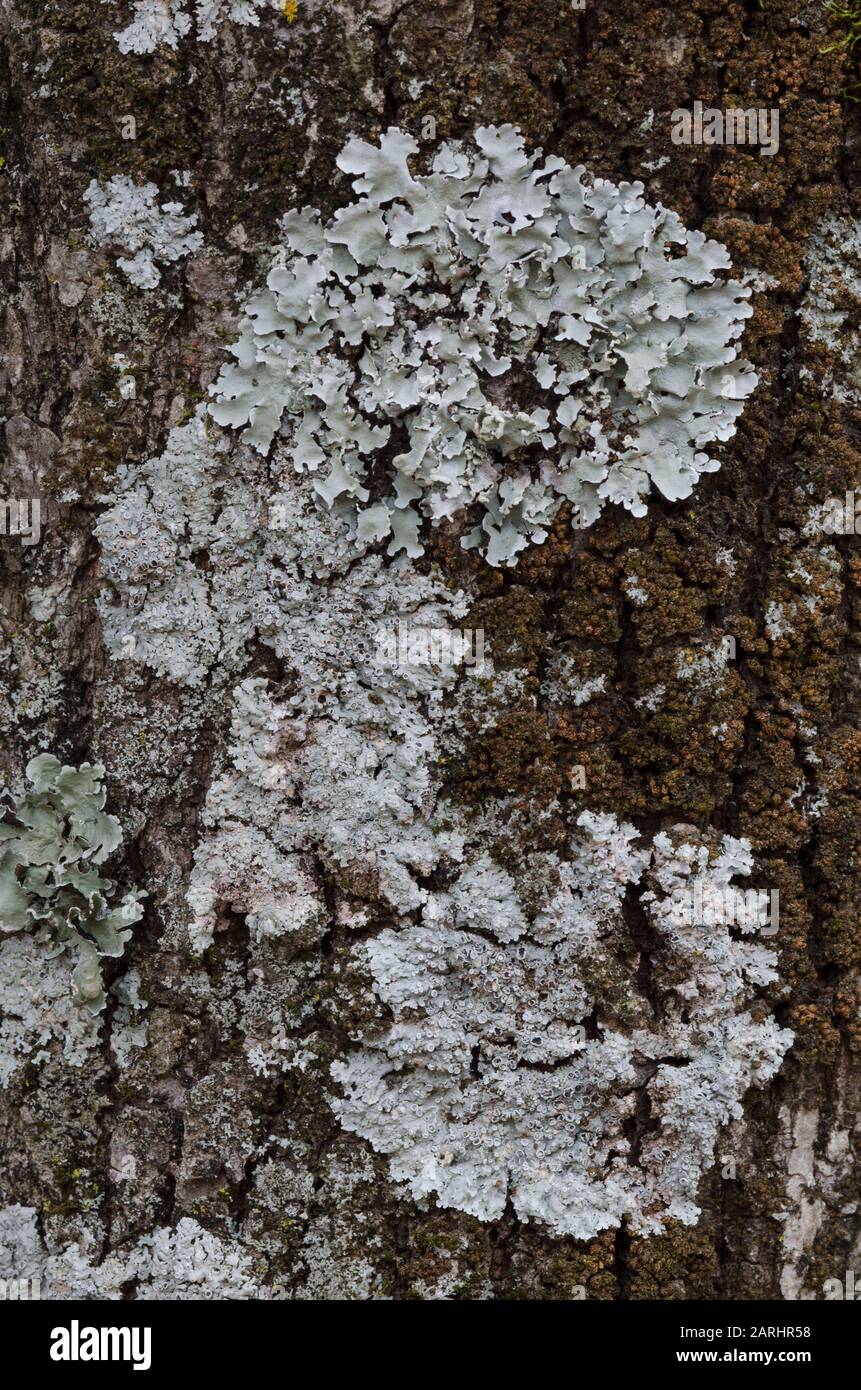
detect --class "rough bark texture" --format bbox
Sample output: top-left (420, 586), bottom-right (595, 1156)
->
top-left (1, 0), bottom-right (860, 1300)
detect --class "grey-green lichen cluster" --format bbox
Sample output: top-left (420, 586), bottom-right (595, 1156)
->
top-left (0, 755), bottom-right (145, 1015)
top-left (93, 408), bottom-right (793, 1239)
top-left (80, 119), bottom-right (793, 1250)
top-left (210, 125), bottom-right (758, 566)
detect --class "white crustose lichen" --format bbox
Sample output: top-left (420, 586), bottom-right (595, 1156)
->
top-left (91, 125), bottom-right (784, 1246)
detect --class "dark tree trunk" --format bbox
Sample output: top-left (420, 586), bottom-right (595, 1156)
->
top-left (1, 0), bottom-right (860, 1301)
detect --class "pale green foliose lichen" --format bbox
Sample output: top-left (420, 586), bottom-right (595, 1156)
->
top-left (0, 754), bottom-right (145, 1016)
top-left (84, 176), bottom-right (203, 289)
top-left (210, 124), bottom-right (758, 565)
top-left (113, 0), bottom-right (275, 54)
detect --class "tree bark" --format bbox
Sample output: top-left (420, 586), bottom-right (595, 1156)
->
top-left (1, 0), bottom-right (860, 1301)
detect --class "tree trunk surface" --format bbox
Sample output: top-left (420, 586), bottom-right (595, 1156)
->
top-left (1, 0), bottom-right (860, 1301)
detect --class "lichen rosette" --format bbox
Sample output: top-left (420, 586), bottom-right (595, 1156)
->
top-left (211, 125), bottom-right (758, 565)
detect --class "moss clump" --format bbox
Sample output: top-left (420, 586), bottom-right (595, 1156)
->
top-left (821, 3), bottom-right (861, 100)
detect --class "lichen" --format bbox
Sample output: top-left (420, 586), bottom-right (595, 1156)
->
top-left (209, 124), bottom-right (757, 566)
top-left (95, 386), bottom-right (792, 1243)
top-left (84, 175), bottom-right (203, 289)
top-left (0, 935), bottom-right (102, 1085)
top-left (799, 214), bottom-right (861, 402)
top-left (332, 818), bottom-right (792, 1241)
top-left (97, 411), bottom-right (477, 948)
top-left (0, 755), bottom-right (145, 1017)
top-left (0, 1206), bottom-right (260, 1299)
top-left (1, 0), bottom-right (853, 1304)
top-left (114, 0), bottom-right (275, 54)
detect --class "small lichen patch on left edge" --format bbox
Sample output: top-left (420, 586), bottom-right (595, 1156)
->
top-left (0, 754), bottom-right (145, 1020)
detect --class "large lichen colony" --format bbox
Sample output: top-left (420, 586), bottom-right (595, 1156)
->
top-left (89, 185), bottom-right (788, 1234)
top-left (7, 124), bottom-right (781, 1252)
top-left (210, 126), bottom-right (758, 566)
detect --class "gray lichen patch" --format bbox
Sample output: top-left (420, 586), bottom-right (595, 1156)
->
top-left (96, 410), bottom-right (478, 939)
top-left (84, 175), bottom-right (203, 290)
top-left (0, 1204), bottom-right (262, 1299)
top-left (332, 819), bottom-right (792, 1241)
top-left (0, 754), bottom-right (145, 1022)
top-left (94, 347), bottom-right (792, 1246)
top-left (0, 935), bottom-right (103, 1086)
top-left (209, 125), bottom-right (758, 566)
top-left (799, 215), bottom-right (861, 404)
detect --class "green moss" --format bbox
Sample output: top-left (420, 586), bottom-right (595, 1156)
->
top-left (820, 3), bottom-right (861, 99)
